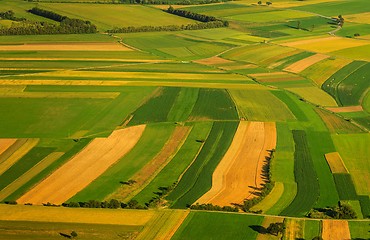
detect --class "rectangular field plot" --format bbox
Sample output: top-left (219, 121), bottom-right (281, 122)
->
top-left (230, 89), bottom-right (295, 121)
top-left (172, 211), bottom-right (264, 240)
top-left (315, 109), bottom-right (364, 134)
top-left (227, 9), bottom-right (314, 23)
top-left (333, 174), bottom-right (359, 200)
top-left (325, 152), bottom-right (349, 173)
top-left (286, 86), bottom-right (337, 107)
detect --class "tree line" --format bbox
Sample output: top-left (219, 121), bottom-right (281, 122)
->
top-left (190, 203), bottom-right (239, 212)
top-left (107, 21), bottom-right (226, 33)
top-left (167, 6), bottom-right (229, 26)
top-left (27, 0), bottom-right (231, 5)
top-left (0, 8), bottom-right (97, 35)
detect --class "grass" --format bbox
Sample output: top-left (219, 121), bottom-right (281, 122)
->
top-left (69, 123), bottom-right (175, 202)
top-left (37, 3), bottom-right (195, 31)
top-left (133, 122), bottom-right (213, 205)
top-left (332, 134), bottom-right (370, 196)
top-left (128, 87), bottom-right (181, 126)
top-left (304, 220), bottom-right (321, 240)
top-left (230, 89), bottom-right (296, 122)
top-left (172, 211), bottom-right (264, 240)
top-left (286, 86), bottom-right (337, 107)
top-left (348, 220), bottom-right (370, 239)
top-left (331, 44), bottom-right (370, 61)
top-left (272, 91), bottom-right (308, 121)
top-left (315, 109), bottom-right (364, 134)
top-left (0, 34), bottom-right (114, 44)
top-left (168, 121), bottom-right (238, 208)
top-left (280, 130), bottom-right (319, 217)
top-left (189, 89), bottom-right (239, 121)
top-left (167, 88), bottom-right (199, 122)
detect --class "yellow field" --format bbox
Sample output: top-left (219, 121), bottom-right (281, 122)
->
top-left (282, 36), bottom-right (369, 53)
top-left (270, 0), bottom-right (340, 8)
top-left (0, 204), bottom-right (155, 225)
top-left (18, 125), bottom-right (145, 205)
top-left (250, 182), bottom-right (284, 213)
top-left (0, 42), bottom-right (132, 51)
top-left (346, 12), bottom-right (370, 24)
top-left (284, 219), bottom-right (304, 240)
top-left (0, 139), bottom-right (39, 176)
top-left (256, 216), bottom-right (284, 240)
top-left (136, 210), bottom-right (189, 240)
top-left (287, 87), bottom-right (338, 106)
top-left (322, 220), bottom-right (351, 240)
top-left (284, 53), bottom-right (329, 73)
top-left (0, 152), bottom-right (64, 201)
top-left (325, 152), bottom-right (349, 174)
top-left (197, 122), bottom-right (277, 206)
top-left (301, 58), bottom-right (352, 86)
top-left (0, 139), bottom-right (17, 156)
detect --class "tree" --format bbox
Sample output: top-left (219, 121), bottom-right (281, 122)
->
top-left (312, 237), bottom-right (323, 240)
top-left (71, 231), bottom-right (78, 238)
top-left (266, 1), bottom-right (272, 5)
top-left (297, 20), bottom-right (301, 29)
top-left (257, 1), bottom-right (262, 4)
top-left (266, 222), bottom-right (285, 236)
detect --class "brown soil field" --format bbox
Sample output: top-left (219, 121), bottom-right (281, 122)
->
top-left (0, 42), bottom-right (132, 51)
top-left (322, 220), bottom-right (351, 240)
top-left (196, 121), bottom-right (277, 206)
top-left (106, 126), bottom-right (191, 201)
top-left (327, 105), bottom-right (364, 112)
top-left (17, 125), bottom-right (146, 205)
top-left (284, 53), bottom-right (329, 73)
top-left (0, 139), bottom-right (17, 156)
top-left (325, 152), bottom-right (349, 173)
top-left (194, 56), bottom-right (233, 65)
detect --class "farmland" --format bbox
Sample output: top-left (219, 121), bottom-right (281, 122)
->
top-left (0, 0), bottom-right (369, 238)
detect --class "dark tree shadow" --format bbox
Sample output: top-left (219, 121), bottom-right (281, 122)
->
top-left (249, 225), bottom-right (267, 234)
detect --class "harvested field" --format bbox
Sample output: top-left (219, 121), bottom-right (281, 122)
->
top-left (281, 36), bottom-right (369, 53)
top-left (17, 125), bottom-right (145, 205)
top-left (194, 56), bottom-right (233, 65)
top-left (284, 219), bottom-right (304, 240)
top-left (0, 139), bottom-right (39, 176)
top-left (325, 152), bottom-right (348, 174)
top-left (0, 139), bottom-right (17, 156)
top-left (0, 42), bottom-right (132, 51)
top-left (284, 53), bottom-right (329, 73)
top-left (0, 152), bottom-right (64, 201)
top-left (136, 210), bottom-right (189, 240)
top-left (196, 121), bottom-right (277, 206)
top-left (0, 204), bottom-right (154, 225)
top-left (327, 106), bottom-right (364, 113)
top-left (322, 220), bottom-right (351, 240)
top-left (106, 126), bottom-right (191, 201)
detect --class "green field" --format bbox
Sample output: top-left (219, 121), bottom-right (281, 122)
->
top-left (172, 211), bottom-right (264, 240)
top-left (0, 0), bottom-right (369, 238)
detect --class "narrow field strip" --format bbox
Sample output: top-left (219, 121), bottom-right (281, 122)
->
top-left (194, 56), bottom-right (234, 65)
top-left (106, 126), bottom-right (191, 201)
top-left (284, 53), bottom-right (329, 73)
top-left (0, 139), bottom-right (39, 176)
top-left (0, 139), bottom-right (17, 156)
top-left (0, 92), bottom-right (120, 99)
top-left (197, 121), bottom-right (277, 206)
top-left (250, 182), bottom-right (284, 213)
top-left (0, 43), bottom-right (132, 51)
top-left (0, 205), bottom-right (154, 226)
top-left (327, 105), bottom-right (364, 113)
top-left (17, 125), bottom-right (145, 205)
top-left (0, 152), bottom-right (64, 201)
top-left (0, 58), bottom-right (167, 63)
top-left (284, 219), bottom-right (304, 240)
top-left (322, 220), bottom-right (351, 240)
top-left (325, 152), bottom-right (349, 174)
top-left (136, 210), bottom-right (189, 240)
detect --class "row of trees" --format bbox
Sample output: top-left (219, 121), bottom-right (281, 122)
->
top-left (27, 0), bottom-right (230, 5)
top-left (167, 6), bottom-right (228, 26)
top-left (242, 149), bottom-right (275, 212)
top-left (0, 10), bottom-right (25, 21)
top-left (308, 201), bottom-right (357, 219)
top-left (63, 199), bottom-right (146, 209)
top-left (0, 8), bottom-right (97, 35)
top-left (190, 203), bottom-right (239, 212)
top-left (106, 21), bottom-right (226, 33)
